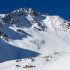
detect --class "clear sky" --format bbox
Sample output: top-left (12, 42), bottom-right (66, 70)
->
top-left (0, 0), bottom-right (70, 20)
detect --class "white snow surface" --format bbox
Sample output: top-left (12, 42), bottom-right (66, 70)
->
top-left (0, 8), bottom-right (70, 70)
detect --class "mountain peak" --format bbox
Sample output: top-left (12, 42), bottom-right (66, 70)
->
top-left (11, 8), bottom-right (39, 16)
top-left (0, 8), bottom-right (70, 70)
top-left (0, 8), bottom-right (70, 31)
top-left (2, 8), bottom-right (39, 24)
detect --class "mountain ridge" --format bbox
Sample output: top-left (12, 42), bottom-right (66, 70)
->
top-left (0, 8), bottom-right (70, 70)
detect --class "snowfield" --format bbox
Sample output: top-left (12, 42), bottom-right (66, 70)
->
top-left (0, 8), bottom-right (70, 70)
top-left (48, 54), bottom-right (70, 70)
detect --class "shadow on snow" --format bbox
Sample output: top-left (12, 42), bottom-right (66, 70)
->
top-left (0, 38), bottom-right (40, 63)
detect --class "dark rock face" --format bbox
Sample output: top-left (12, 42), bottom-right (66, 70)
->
top-left (2, 12), bottom-right (24, 24)
top-left (32, 10), bottom-right (39, 16)
top-left (0, 31), bottom-right (8, 41)
top-left (28, 8), bottom-right (39, 16)
top-left (2, 14), bottom-right (11, 23)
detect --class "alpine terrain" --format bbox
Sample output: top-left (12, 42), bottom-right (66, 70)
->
top-left (0, 8), bottom-right (70, 70)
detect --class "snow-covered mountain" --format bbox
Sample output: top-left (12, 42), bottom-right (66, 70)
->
top-left (0, 8), bottom-right (70, 70)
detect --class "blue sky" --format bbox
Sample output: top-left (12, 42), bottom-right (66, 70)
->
top-left (0, 0), bottom-right (70, 20)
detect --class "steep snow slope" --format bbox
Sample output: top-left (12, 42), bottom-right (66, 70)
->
top-left (0, 8), bottom-right (70, 70)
